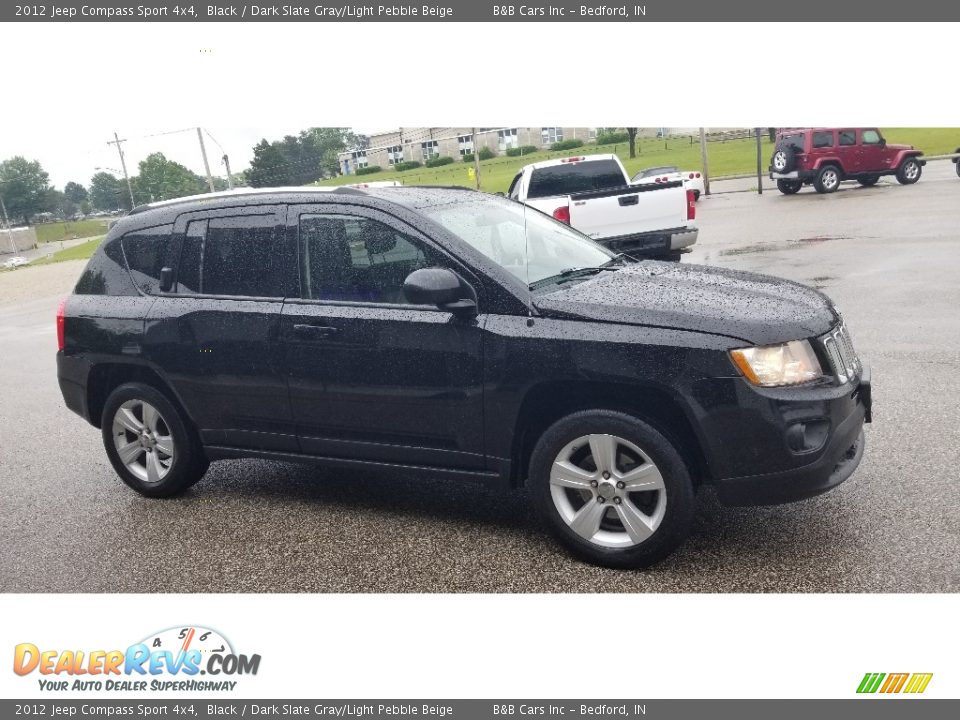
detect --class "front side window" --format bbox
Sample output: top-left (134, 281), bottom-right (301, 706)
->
top-left (862, 129), bottom-right (883, 145)
top-left (176, 214), bottom-right (285, 297)
top-left (812, 131), bottom-right (834, 149)
top-left (839, 130), bottom-right (857, 146)
top-left (420, 194), bottom-right (613, 287)
top-left (299, 215), bottom-right (438, 304)
top-left (121, 223), bottom-right (173, 294)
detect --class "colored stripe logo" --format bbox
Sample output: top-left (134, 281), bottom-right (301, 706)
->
top-left (857, 672), bottom-right (933, 694)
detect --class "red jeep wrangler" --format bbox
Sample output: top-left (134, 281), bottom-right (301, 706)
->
top-left (770, 128), bottom-right (924, 195)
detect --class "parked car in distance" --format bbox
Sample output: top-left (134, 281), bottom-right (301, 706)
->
top-left (770, 128), bottom-right (924, 195)
top-left (509, 154), bottom-right (697, 260)
top-left (632, 165), bottom-right (705, 200)
top-left (2, 256), bottom-right (30, 269)
top-left (57, 186), bottom-right (871, 569)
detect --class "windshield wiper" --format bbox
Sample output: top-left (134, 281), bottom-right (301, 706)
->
top-left (529, 264), bottom-right (620, 291)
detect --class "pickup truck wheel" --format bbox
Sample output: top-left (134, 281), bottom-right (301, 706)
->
top-left (529, 410), bottom-right (694, 569)
top-left (771, 146), bottom-right (796, 174)
top-left (813, 165), bottom-right (841, 193)
top-left (776, 179), bottom-right (803, 195)
top-left (101, 382), bottom-right (208, 498)
top-left (857, 175), bottom-right (880, 187)
top-left (895, 158), bottom-right (922, 184)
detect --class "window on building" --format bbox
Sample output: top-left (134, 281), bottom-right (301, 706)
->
top-left (498, 128), bottom-right (518, 151)
top-left (177, 215), bottom-right (285, 298)
top-left (387, 145), bottom-right (403, 165)
top-left (588, 128), bottom-right (598, 140)
top-left (352, 150), bottom-right (368, 169)
top-left (541, 127), bottom-right (564, 145)
top-left (458, 134), bottom-right (474, 156)
top-left (298, 215), bottom-right (440, 305)
top-left (421, 140), bottom-right (439, 160)
top-left (121, 224), bottom-right (173, 294)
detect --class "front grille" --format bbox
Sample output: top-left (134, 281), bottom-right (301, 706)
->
top-left (819, 322), bottom-right (861, 384)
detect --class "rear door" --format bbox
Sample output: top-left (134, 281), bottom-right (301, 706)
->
top-left (281, 203), bottom-right (486, 470)
top-left (837, 129), bottom-right (861, 173)
top-left (143, 205), bottom-right (299, 452)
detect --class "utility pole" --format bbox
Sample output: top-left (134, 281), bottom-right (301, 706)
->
top-left (222, 155), bottom-right (234, 190)
top-left (197, 128), bottom-right (216, 193)
top-left (755, 128), bottom-right (764, 195)
top-left (1, 194), bottom-right (17, 255)
top-left (107, 132), bottom-right (136, 209)
top-left (698, 127), bottom-right (711, 196)
top-left (472, 127), bottom-right (482, 190)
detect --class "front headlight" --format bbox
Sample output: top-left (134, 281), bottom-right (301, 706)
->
top-left (729, 340), bottom-right (823, 387)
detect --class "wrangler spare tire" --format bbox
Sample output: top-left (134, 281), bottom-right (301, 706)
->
top-left (771, 145), bottom-right (797, 174)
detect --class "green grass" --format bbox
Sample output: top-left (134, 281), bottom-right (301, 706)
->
top-left (317, 128), bottom-right (960, 194)
top-left (31, 237), bottom-right (103, 266)
top-left (35, 218), bottom-right (110, 244)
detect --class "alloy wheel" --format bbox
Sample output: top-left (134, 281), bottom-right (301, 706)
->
top-left (112, 399), bottom-right (175, 484)
top-left (549, 433), bottom-right (667, 548)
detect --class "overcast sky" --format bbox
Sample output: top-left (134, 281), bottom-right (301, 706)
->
top-left (0, 125), bottom-right (377, 189)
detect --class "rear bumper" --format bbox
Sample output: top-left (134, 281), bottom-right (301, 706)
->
top-left (598, 226), bottom-right (698, 257)
top-left (57, 351), bottom-right (92, 423)
top-left (711, 367), bottom-right (872, 506)
top-left (769, 169), bottom-right (817, 181)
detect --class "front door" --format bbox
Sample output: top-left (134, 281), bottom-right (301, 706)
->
top-left (859, 128), bottom-right (891, 172)
top-left (281, 203), bottom-right (486, 470)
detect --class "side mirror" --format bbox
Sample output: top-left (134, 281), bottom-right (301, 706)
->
top-left (879, 138), bottom-right (887, 147)
top-left (403, 267), bottom-right (477, 317)
top-left (159, 267), bottom-right (174, 293)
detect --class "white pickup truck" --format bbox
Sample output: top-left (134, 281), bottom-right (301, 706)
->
top-left (507, 153), bottom-right (698, 259)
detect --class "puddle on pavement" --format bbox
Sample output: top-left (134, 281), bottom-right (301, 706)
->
top-left (720, 235), bottom-right (856, 256)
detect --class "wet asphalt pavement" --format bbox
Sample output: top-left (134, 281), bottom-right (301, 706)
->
top-left (1, 162), bottom-right (958, 593)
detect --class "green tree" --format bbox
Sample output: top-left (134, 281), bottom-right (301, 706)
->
top-left (0, 156), bottom-right (51, 225)
top-left (89, 172), bottom-right (126, 211)
top-left (246, 139), bottom-right (291, 187)
top-left (135, 152), bottom-right (205, 202)
top-left (64, 181), bottom-right (88, 204)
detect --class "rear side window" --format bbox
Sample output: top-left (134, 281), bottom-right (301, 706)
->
top-left (176, 214), bottom-right (286, 297)
top-left (812, 131), bottom-right (834, 149)
top-left (527, 160), bottom-right (625, 199)
top-left (121, 224), bottom-right (173, 294)
top-left (780, 134), bottom-right (804, 151)
top-left (839, 130), bottom-right (857, 146)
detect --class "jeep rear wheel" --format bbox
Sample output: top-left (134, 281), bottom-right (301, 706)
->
top-left (771, 146), bottom-right (796, 174)
top-left (777, 179), bottom-right (803, 195)
top-left (857, 175), bottom-right (880, 187)
top-left (896, 158), bottom-right (922, 185)
top-left (814, 165), bottom-right (841, 193)
top-left (529, 410), bottom-right (694, 569)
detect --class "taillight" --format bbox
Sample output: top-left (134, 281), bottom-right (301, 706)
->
top-left (56, 297), bottom-right (66, 351)
top-left (695, 172), bottom-right (701, 178)
top-left (686, 190), bottom-right (696, 220)
top-left (560, 156), bottom-right (585, 163)
top-left (688, 173), bottom-right (695, 179)
top-left (552, 205), bottom-right (571, 224)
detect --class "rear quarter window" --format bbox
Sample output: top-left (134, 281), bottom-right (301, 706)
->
top-left (120, 224), bottom-right (173, 294)
top-left (779, 134), bottom-right (805, 152)
top-left (812, 131), bottom-right (834, 149)
top-left (527, 160), bottom-right (626, 199)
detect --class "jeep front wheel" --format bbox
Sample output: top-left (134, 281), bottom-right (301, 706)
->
top-left (776, 179), bottom-right (803, 195)
top-left (896, 158), bottom-right (922, 185)
top-left (814, 165), bottom-right (841, 193)
top-left (529, 410), bottom-right (694, 569)
top-left (857, 175), bottom-right (880, 187)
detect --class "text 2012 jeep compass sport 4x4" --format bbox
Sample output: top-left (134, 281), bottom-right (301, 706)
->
top-left (56, 186), bottom-right (872, 568)
top-left (770, 127), bottom-right (924, 194)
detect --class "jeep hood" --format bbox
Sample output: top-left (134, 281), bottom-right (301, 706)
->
top-left (532, 262), bottom-right (839, 346)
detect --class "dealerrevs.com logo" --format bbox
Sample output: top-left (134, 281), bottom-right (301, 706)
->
top-left (13, 626), bottom-right (261, 692)
top-left (857, 672), bottom-right (933, 694)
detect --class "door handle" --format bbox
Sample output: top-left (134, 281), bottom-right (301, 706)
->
top-left (291, 324), bottom-right (339, 339)
top-left (618, 195), bottom-right (639, 206)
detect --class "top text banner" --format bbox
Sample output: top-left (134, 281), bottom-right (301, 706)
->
top-left (5, 1), bottom-right (960, 22)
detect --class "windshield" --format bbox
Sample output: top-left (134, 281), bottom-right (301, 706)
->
top-left (420, 194), bottom-right (614, 287)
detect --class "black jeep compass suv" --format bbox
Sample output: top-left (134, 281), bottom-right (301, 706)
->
top-left (56, 186), bottom-right (871, 568)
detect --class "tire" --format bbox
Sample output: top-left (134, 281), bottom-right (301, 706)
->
top-left (770, 146), bottom-right (796, 174)
top-left (528, 410), bottom-right (695, 569)
top-left (693, 190), bottom-right (701, 201)
top-left (857, 175), bottom-right (880, 187)
top-left (955, 148), bottom-right (960, 178)
top-left (813, 165), bottom-right (841, 194)
top-left (101, 382), bottom-right (208, 498)
top-left (895, 157), bottom-right (922, 185)
top-left (776, 179), bottom-right (803, 195)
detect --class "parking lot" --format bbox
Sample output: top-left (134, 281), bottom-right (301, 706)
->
top-left (1, 161), bottom-right (958, 593)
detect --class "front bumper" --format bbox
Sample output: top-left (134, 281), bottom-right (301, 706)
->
top-left (711, 367), bottom-right (872, 506)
